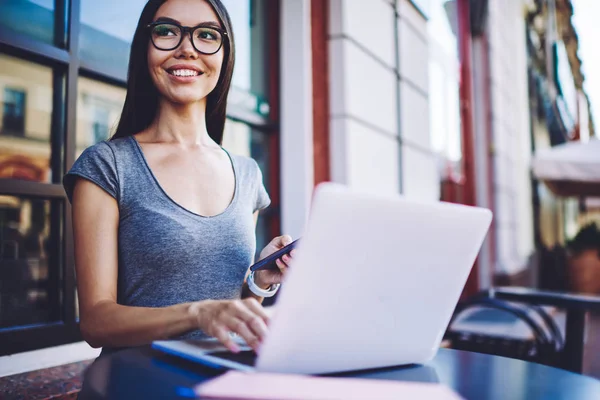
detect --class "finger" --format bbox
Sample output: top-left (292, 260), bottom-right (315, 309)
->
top-left (267, 235), bottom-right (289, 249)
top-left (243, 298), bottom-right (270, 323)
top-left (277, 256), bottom-right (288, 268)
top-left (282, 254), bottom-right (292, 265)
top-left (290, 250), bottom-right (297, 258)
top-left (212, 324), bottom-right (240, 353)
top-left (243, 299), bottom-right (271, 334)
top-left (279, 234), bottom-right (293, 247)
top-left (276, 258), bottom-right (288, 271)
top-left (226, 317), bottom-right (260, 351)
top-left (236, 300), bottom-right (269, 338)
top-left (276, 259), bottom-right (289, 278)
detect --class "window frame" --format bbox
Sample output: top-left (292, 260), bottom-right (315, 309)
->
top-left (0, 0), bottom-right (281, 356)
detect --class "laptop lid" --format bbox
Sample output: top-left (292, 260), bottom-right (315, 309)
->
top-left (254, 183), bottom-right (492, 374)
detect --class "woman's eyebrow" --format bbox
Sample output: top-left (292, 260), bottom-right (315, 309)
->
top-left (154, 16), bottom-right (180, 24)
top-left (154, 16), bottom-right (222, 28)
top-left (197, 21), bottom-right (222, 29)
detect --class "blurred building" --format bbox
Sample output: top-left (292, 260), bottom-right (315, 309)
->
top-left (0, 0), bottom-right (594, 376)
top-left (522, 0), bottom-right (598, 290)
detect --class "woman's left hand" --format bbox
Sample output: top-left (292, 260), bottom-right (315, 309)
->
top-left (253, 235), bottom-right (296, 288)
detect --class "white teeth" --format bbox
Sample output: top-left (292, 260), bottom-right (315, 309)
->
top-left (170, 69), bottom-right (199, 77)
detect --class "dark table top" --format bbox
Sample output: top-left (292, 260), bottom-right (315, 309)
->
top-left (79, 346), bottom-right (600, 400)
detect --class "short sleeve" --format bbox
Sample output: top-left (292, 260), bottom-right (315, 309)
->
top-left (254, 161), bottom-right (271, 213)
top-left (63, 142), bottom-right (119, 204)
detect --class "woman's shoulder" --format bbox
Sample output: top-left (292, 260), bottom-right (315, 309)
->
top-left (63, 137), bottom-right (132, 203)
top-left (228, 153), bottom-right (269, 188)
top-left (77, 136), bottom-right (137, 167)
top-left (227, 152), bottom-right (261, 175)
top-left (77, 136), bottom-right (130, 158)
top-left (227, 152), bottom-right (270, 209)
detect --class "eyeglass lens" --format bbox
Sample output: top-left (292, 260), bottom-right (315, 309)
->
top-left (151, 23), bottom-right (222, 54)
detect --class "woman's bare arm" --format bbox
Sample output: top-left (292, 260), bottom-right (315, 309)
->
top-left (72, 179), bottom-right (200, 348)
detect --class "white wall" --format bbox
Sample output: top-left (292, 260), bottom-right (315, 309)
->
top-left (487, 0), bottom-right (535, 275)
top-left (329, 0), bottom-right (399, 195)
top-left (398, 0), bottom-right (439, 201)
top-left (329, 0), bottom-right (438, 200)
top-left (280, 0), bottom-right (314, 239)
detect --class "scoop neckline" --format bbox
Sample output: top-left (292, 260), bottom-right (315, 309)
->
top-left (129, 135), bottom-right (239, 219)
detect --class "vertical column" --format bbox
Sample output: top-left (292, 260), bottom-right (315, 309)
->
top-left (280, 0), bottom-right (314, 238)
top-left (311, 0), bottom-right (331, 186)
top-left (471, 34), bottom-right (494, 289)
top-left (457, 0), bottom-right (479, 295)
top-left (397, 0), bottom-right (438, 201)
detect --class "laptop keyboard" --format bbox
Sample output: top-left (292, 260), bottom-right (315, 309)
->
top-left (208, 350), bottom-right (258, 366)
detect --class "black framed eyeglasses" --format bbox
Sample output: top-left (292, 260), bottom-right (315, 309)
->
top-left (147, 21), bottom-right (227, 55)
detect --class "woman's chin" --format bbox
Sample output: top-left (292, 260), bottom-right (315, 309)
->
top-left (165, 93), bottom-right (208, 106)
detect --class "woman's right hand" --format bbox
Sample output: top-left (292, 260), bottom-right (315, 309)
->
top-left (190, 298), bottom-right (269, 353)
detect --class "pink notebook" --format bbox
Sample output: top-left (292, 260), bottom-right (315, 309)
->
top-left (196, 371), bottom-right (463, 400)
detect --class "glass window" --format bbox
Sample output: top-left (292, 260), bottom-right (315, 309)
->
top-left (0, 196), bottom-right (61, 329)
top-left (222, 119), bottom-right (270, 252)
top-left (0, 54), bottom-right (53, 182)
top-left (221, 0), bottom-right (271, 119)
top-left (0, 0), bottom-right (55, 45)
top-left (76, 77), bottom-right (126, 157)
top-left (410, 0), bottom-right (431, 17)
top-left (3, 88), bottom-right (27, 136)
top-left (79, 0), bottom-right (148, 74)
top-left (428, 0), bottom-right (462, 175)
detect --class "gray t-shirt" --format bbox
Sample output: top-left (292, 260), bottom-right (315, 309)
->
top-left (63, 135), bottom-right (270, 353)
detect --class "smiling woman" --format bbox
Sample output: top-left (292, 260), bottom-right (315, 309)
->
top-left (112, 0), bottom-right (233, 145)
top-left (0, 0), bottom-right (280, 360)
top-left (62, 0), bottom-right (289, 358)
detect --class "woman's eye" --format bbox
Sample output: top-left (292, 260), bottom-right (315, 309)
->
top-left (154, 26), bottom-right (177, 36)
top-left (197, 29), bottom-right (218, 41)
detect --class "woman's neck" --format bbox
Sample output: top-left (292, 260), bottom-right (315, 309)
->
top-left (146, 98), bottom-right (216, 147)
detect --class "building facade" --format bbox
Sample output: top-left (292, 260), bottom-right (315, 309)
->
top-left (0, 0), bottom-right (593, 375)
top-left (486, 0), bottom-right (536, 282)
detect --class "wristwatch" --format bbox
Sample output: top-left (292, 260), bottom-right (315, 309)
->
top-left (247, 270), bottom-right (280, 298)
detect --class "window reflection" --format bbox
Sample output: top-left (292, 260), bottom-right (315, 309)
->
top-left (222, 119), bottom-right (270, 252)
top-left (0, 54), bottom-right (53, 182)
top-left (76, 77), bottom-right (126, 157)
top-left (0, 196), bottom-right (60, 328)
top-left (221, 0), bottom-right (271, 118)
top-left (79, 0), bottom-right (148, 74)
top-left (0, 0), bottom-right (55, 45)
top-left (3, 88), bottom-right (26, 135)
top-left (411, 0), bottom-right (431, 17)
top-left (429, 0), bottom-right (462, 171)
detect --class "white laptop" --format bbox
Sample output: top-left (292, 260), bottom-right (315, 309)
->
top-left (152, 182), bottom-right (492, 375)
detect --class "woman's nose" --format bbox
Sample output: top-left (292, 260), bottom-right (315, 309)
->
top-left (175, 33), bottom-right (198, 59)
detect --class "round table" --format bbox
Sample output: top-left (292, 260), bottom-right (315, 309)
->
top-left (79, 347), bottom-right (600, 400)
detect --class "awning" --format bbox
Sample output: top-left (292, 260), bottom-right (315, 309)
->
top-left (531, 138), bottom-right (600, 197)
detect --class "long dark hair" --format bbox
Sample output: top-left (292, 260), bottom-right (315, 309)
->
top-left (111, 0), bottom-right (235, 144)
